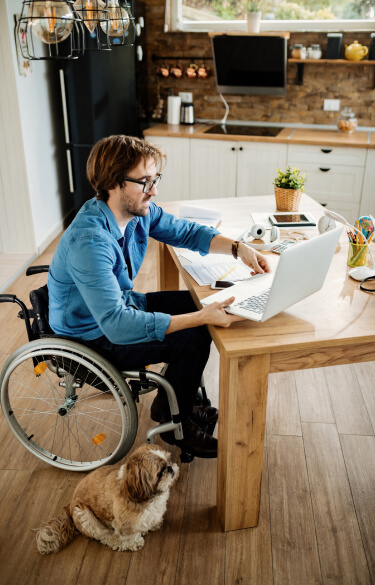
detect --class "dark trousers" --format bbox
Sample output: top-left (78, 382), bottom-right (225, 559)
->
top-left (86, 291), bottom-right (212, 421)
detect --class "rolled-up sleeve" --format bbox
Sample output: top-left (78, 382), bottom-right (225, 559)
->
top-left (66, 237), bottom-right (171, 344)
top-left (148, 204), bottom-right (219, 255)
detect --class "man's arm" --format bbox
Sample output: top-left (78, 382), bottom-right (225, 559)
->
top-left (209, 234), bottom-right (271, 275)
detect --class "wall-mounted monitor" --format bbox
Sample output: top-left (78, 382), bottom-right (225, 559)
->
top-left (211, 35), bottom-right (287, 96)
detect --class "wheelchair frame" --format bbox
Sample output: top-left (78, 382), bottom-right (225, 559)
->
top-left (0, 265), bottom-right (210, 470)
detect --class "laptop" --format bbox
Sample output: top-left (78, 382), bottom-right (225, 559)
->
top-left (201, 226), bottom-right (343, 322)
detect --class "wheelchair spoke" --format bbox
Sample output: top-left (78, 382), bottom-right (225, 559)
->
top-left (12, 371), bottom-right (59, 410)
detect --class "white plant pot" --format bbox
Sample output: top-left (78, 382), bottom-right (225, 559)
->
top-left (247, 11), bottom-right (262, 33)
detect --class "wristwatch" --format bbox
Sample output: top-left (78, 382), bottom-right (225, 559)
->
top-left (232, 241), bottom-right (240, 260)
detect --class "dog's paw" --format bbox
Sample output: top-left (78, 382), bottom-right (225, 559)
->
top-left (150, 520), bottom-right (163, 532)
top-left (120, 533), bottom-right (145, 552)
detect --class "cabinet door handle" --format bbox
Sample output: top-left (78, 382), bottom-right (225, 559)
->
top-left (239, 147), bottom-right (243, 151)
top-left (231, 147), bottom-right (236, 151)
top-left (319, 167), bottom-right (331, 172)
top-left (321, 148), bottom-right (332, 154)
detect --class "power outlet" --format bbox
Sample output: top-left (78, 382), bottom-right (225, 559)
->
top-left (324, 99), bottom-right (340, 112)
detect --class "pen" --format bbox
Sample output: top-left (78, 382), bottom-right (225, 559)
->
top-left (218, 266), bottom-right (236, 280)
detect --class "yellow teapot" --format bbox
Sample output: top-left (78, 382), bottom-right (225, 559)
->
top-left (345, 40), bottom-right (368, 61)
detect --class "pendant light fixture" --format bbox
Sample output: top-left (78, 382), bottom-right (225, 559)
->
top-left (18, 0), bottom-right (85, 59)
top-left (17, 0), bottom-right (135, 60)
top-left (73, 0), bottom-right (106, 34)
top-left (99, 0), bottom-right (135, 47)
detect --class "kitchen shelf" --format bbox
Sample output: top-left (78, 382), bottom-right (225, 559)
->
top-left (288, 58), bottom-right (375, 86)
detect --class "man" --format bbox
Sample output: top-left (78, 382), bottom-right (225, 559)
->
top-left (48, 135), bottom-right (270, 459)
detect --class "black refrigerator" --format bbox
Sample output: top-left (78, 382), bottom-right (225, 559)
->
top-left (58, 3), bottom-right (145, 212)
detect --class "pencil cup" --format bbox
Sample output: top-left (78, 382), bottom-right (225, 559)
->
top-left (347, 243), bottom-right (369, 267)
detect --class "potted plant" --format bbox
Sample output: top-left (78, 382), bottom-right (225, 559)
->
top-left (246, 0), bottom-right (262, 33)
top-left (273, 166), bottom-right (307, 211)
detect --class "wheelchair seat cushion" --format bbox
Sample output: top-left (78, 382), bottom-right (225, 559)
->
top-left (29, 285), bottom-right (53, 338)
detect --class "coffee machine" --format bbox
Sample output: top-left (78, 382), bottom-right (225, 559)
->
top-left (179, 92), bottom-right (195, 125)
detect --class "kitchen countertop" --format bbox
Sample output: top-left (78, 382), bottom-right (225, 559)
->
top-left (143, 123), bottom-right (375, 149)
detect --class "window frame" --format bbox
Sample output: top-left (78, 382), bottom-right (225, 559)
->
top-left (165, 0), bottom-right (375, 33)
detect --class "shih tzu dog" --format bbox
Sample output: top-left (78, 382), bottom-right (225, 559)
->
top-left (35, 444), bottom-right (179, 554)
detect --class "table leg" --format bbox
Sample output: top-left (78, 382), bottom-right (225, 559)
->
top-left (157, 242), bottom-right (180, 291)
top-left (217, 353), bottom-right (270, 531)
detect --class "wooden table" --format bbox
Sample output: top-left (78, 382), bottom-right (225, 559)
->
top-left (156, 194), bottom-right (375, 532)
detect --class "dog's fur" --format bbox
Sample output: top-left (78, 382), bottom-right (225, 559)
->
top-left (35, 444), bottom-right (179, 554)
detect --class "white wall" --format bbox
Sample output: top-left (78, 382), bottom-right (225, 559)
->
top-left (4, 0), bottom-right (71, 253)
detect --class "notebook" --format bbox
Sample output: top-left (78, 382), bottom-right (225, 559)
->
top-left (201, 226), bottom-right (343, 322)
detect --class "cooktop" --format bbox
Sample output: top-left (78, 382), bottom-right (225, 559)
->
top-left (204, 124), bottom-right (283, 137)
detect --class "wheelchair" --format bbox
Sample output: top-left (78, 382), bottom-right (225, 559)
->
top-left (0, 266), bottom-right (212, 472)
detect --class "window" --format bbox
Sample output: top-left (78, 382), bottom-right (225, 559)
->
top-left (165, 0), bottom-right (375, 32)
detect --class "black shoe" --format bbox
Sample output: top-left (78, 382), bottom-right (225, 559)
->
top-left (191, 405), bottom-right (218, 431)
top-left (151, 393), bottom-right (218, 431)
top-left (161, 418), bottom-right (217, 459)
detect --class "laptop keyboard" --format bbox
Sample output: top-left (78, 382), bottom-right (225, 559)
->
top-left (234, 288), bottom-right (271, 314)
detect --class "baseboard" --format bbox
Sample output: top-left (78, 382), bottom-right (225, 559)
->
top-left (36, 207), bottom-right (74, 255)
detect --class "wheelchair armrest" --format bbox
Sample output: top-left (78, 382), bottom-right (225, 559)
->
top-left (0, 294), bottom-right (17, 303)
top-left (26, 265), bottom-right (49, 276)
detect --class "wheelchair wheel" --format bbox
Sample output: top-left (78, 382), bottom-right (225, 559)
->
top-left (0, 338), bottom-right (138, 472)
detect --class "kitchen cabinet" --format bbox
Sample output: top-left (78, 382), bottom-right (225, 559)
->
top-left (190, 139), bottom-right (287, 199)
top-left (146, 136), bottom-right (190, 202)
top-left (287, 144), bottom-right (366, 223)
top-left (360, 150), bottom-right (375, 217)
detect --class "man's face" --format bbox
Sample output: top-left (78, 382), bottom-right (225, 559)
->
top-left (119, 157), bottom-right (158, 219)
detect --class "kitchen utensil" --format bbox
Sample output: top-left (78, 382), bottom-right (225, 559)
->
top-left (345, 40), bottom-right (368, 61)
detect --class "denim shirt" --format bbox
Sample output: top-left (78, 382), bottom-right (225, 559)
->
top-left (48, 198), bottom-right (219, 345)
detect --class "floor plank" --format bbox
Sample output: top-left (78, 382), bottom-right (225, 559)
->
top-left (340, 434), bottom-right (375, 582)
top-left (268, 435), bottom-right (322, 585)
top-left (302, 422), bottom-right (371, 585)
top-left (0, 469), bottom-right (32, 533)
top-left (324, 365), bottom-right (373, 435)
top-left (267, 371), bottom-right (302, 436)
top-left (295, 368), bottom-right (335, 424)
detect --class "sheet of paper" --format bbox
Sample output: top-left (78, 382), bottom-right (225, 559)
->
top-left (182, 261), bottom-right (251, 286)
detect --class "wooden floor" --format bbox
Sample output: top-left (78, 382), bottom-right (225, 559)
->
top-left (0, 253), bottom-right (36, 293)
top-left (0, 235), bottom-right (375, 585)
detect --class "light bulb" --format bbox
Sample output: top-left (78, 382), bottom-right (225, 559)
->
top-left (28, 1), bottom-right (74, 44)
top-left (100, 0), bottom-right (129, 38)
top-left (73, 0), bottom-right (106, 34)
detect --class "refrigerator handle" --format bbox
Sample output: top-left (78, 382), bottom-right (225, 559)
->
top-left (66, 150), bottom-right (75, 194)
top-left (59, 69), bottom-right (70, 144)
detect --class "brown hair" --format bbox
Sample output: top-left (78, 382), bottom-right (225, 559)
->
top-left (86, 135), bottom-right (166, 202)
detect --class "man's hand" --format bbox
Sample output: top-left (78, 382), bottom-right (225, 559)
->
top-left (199, 296), bottom-right (245, 327)
top-left (165, 296), bottom-right (245, 335)
top-left (238, 242), bottom-right (271, 275)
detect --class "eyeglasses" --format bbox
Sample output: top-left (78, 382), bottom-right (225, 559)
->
top-left (121, 173), bottom-right (162, 194)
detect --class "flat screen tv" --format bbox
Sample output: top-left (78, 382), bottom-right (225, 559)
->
top-left (211, 35), bottom-right (287, 96)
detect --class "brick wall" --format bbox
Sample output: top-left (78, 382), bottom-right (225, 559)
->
top-left (140, 0), bottom-right (375, 128)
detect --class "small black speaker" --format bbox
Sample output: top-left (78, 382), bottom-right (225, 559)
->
top-left (326, 33), bottom-right (342, 59)
top-left (370, 33), bottom-right (375, 60)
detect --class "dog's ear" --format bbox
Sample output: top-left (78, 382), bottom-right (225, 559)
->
top-left (121, 459), bottom-right (156, 503)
